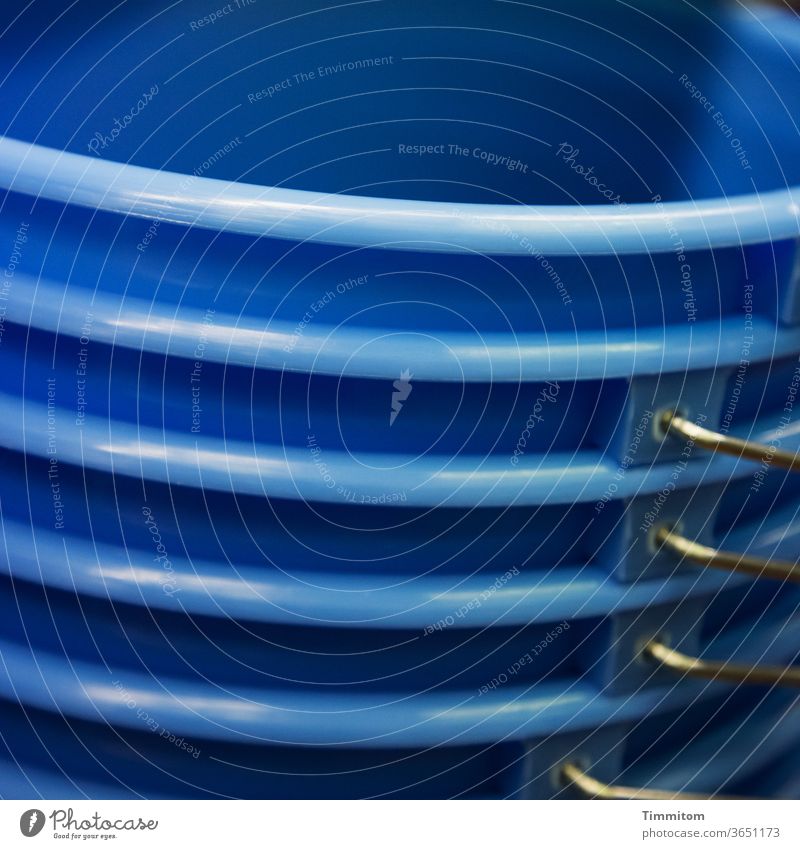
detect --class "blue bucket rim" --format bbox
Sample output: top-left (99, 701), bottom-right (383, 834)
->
top-left (4, 391), bottom-right (796, 507)
top-left (2, 6), bottom-right (800, 256)
top-left (0, 607), bottom-right (795, 747)
top-left (0, 136), bottom-right (798, 256)
top-left (0, 515), bottom-right (758, 629)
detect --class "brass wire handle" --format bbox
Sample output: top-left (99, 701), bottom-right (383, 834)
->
top-left (561, 762), bottom-right (746, 800)
top-left (645, 640), bottom-right (800, 688)
top-left (661, 411), bottom-right (800, 472)
top-left (655, 525), bottom-right (800, 584)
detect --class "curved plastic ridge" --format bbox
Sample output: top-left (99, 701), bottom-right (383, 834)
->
top-left (0, 137), bottom-right (798, 255)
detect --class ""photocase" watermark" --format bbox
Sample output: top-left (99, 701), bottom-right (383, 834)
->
top-left (390, 369), bottom-right (413, 426)
top-left (87, 85), bottom-right (159, 155)
top-left (511, 381), bottom-right (559, 465)
top-left (555, 144), bottom-right (628, 207)
top-left (141, 505), bottom-right (181, 596)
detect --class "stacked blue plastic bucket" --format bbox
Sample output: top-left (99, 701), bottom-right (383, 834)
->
top-left (0, 0), bottom-right (799, 798)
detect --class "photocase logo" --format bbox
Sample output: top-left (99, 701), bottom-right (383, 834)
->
top-left (390, 369), bottom-right (413, 426)
top-left (15, 807), bottom-right (159, 838)
top-left (19, 809), bottom-right (45, 837)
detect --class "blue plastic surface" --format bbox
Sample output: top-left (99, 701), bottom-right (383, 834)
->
top-left (1, 0), bottom-right (799, 800)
